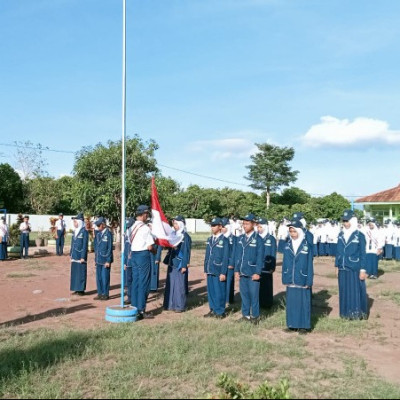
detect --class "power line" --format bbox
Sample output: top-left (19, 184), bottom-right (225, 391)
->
top-left (0, 141), bottom-right (369, 197)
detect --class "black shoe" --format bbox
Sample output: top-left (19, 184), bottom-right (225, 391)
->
top-left (124, 299), bottom-right (131, 305)
top-left (283, 328), bottom-right (297, 333)
top-left (174, 309), bottom-right (184, 313)
top-left (77, 291), bottom-right (85, 296)
top-left (215, 313), bottom-right (227, 320)
top-left (100, 295), bottom-right (109, 301)
top-left (93, 295), bottom-right (102, 300)
top-left (203, 311), bottom-right (215, 318)
top-left (137, 313), bottom-right (144, 321)
top-left (251, 316), bottom-right (261, 325)
top-left (298, 329), bottom-right (310, 335)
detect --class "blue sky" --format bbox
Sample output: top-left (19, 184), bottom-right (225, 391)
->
top-left (1, 0), bottom-right (400, 199)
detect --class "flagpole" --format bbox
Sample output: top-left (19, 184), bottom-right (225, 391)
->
top-left (120, 0), bottom-right (127, 309)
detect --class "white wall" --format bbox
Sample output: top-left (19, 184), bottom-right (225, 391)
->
top-left (4, 214), bottom-right (210, 233)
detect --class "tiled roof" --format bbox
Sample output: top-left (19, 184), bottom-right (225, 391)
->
top-left (356, 184), bottom-right (400, 203)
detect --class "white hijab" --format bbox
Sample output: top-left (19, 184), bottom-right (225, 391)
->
top-left (343, 217), bottom-right (358, 243)
top-left (223, 224), bottom-right (232, 238)
top-left (258, 224), bottom-right (269, 239)
top-left (291, 227), bottom-right (305, 254)
top-left (74, 220), bottom-right (84, 237)
top-left (169, 220), bottom-right (186, 247)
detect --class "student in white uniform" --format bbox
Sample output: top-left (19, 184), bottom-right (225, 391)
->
top-left (364, 218), bottom-right (384, 279)
top-left (19, 215), bottom-right (32, 259)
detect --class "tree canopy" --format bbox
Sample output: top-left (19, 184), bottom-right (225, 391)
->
top-left (0, 163), bottom-right (24, 212)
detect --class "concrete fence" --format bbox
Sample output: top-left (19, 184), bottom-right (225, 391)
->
top-left (4, 214), bottom-right (211, 234)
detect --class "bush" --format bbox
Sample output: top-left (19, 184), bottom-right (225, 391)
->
top-left (209, 373), bottom-right (290, 399)
top-left (8, 214), bottom-right (24, 246)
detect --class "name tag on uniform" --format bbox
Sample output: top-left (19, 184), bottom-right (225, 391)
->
top-left (102, 237), bottom-right (108, 242)
top-left (78, 234), bottom-right (83, 239)
top-left (352, 239), bottom-right (359, 244)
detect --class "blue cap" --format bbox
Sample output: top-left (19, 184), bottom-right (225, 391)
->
top-left (243, 213), bottom-right (257, 222)
top-left (210, 217), bottom-right (223, 226)
top-left (257, 217), bottom-right (268, 225)
top-left (126, 217), bottom-right (135, 230)
top-left (288, 220), bottom-right (303, 229)
top-left (292, 212), bottom-right (304, 220)
top-left (136, 205), bottom-right (150, 215)
top-left (95, 217), bottom-right (107, 227)
top-left (72, 212), bottom-right (84, 221)
top-left (341, 209), bottom-right (354, 221)
top-left (384, 219), bottom-right (391, 225)
top-left (367, 218), bottom-right (376, 224)
top-left (173, 215), bottom-right (186, 224)
top-left (221, 217), bottom-right (230, 227)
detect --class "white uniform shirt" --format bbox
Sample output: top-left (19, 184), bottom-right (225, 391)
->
top-left (277, 224), bottom-right (288, 241)
top-left (19, 222), bottom-right (31, 233)
top-left (129, 221), bottom-right (155, 251)
top-left (365, 227), bottom-right (385, 254)
top-left (56, 219), bottom-right (66, 230)
top-left (394, 227), bottom-right (400, 247)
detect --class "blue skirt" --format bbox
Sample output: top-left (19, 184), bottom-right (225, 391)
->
top-left (150, 255), bottom-right (160, 292)
top-left (278, 240), bottom-right (286, 253)
top-left (0, 242), bottom-right (7, 260)
top-left (338, 268), bottom-right (368, 320)
top-left (70, 261), bottom-right (87, 292)
top-left (286, 286), bottom-right (311, 329)
top-left (163, 267), bottom-right (187, 312)
top-left (385, 244), bottom-right (394, 260)
top-left (395, 246), bottom-right (400, 261)
top-left (313, 244), bottom-right (318, 257)
top-left (330, 243), bottom-right (337, 257)
top-left (260, 273), bottom-right (274, 308)
top-left (365, 253), bottom-right (378, 276)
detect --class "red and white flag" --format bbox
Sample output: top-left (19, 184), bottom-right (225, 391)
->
top-left (151, 177), bottom-right (174, 247)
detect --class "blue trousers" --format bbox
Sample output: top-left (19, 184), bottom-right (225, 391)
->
top-left (96, 264), bottom-right (111, 296)
top-left (225, 268), bottom-right (235, 304)
top-left (385, 244), bottom-right (394, 260)
top-left (56, 230), bottom-right (65, 255)
top-left (395, 246), bottom-right (400, 261)
top-left (207, 275), bottom-right (226, 315)
top-left (124, 266), bottom-right (132, 301)
top-left (239, 276), bottom-right (260, 318)
top-left (0, 242), bottom-right (7, 260)
top-left (150, 255), bottom-right (160, 291)
top-left (20, 233), bottom-right (29, 258)
top-left (131, 251), bottom-right (151, 313)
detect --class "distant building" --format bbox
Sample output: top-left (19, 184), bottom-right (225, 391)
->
top-left (356, 184), bottom-right (400, 222)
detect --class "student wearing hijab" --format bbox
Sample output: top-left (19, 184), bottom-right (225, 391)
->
top-left (383, 219), bottom-right (395, 260)
top-left (335, 210), bottom-right (368, 320)
top-left (203, 218), bottom-right (229, 319)
top-left (0, 216), bottom-right (9, 261)
top-left (364, 218), bottom-right (384, 279)
top-left (163, 215), bottom-right (192, 313)
top-left (221, 217), bottom-right (236, 307)
top-left (129, 205), bottom-right (155, 320)
top-left (257, 218), bottom-right (277, 308)
top-left (70, 213), bottom-right (89, 296)
top-left (292, 212), bottom-right (314, 248)
top-left (282, 220), bottom-right (314, 333)
top-left (234, 213), bottom-right (264, 324)
top-left (93, 217), bottom-right (114, 300)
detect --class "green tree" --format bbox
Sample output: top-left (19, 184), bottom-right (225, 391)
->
top-left (25, 177), bottom-right (58, 214)
top-left (53, 176), bottom-right (79, 215)
top-left (72, 136), bottom-right (158, 226)
top-left (13, 141), bottom-right (48, 180)
top-left (0, 163), bottom-right (24, 212)
top-left (272, 187), bottom-right (311, 206)
top-left (245, 143), bottom-right (299, 209)
top-left (314, 192), bottom-right (351, 220)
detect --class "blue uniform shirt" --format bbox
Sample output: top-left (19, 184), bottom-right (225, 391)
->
top-left (335, 230), bottom-right (367, 272)
top-left (70, 228), bottom-right (89, 262)
top-left (282, 238), bottom-right (314, 287)
top-left (204, 234), bottom-right (229, 276)
top-left (234, 232), bottom-right (264, 277)
top-left (94, 228), bottom-right (114, 265)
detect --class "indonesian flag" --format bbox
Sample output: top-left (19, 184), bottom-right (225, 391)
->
top-left (151, 176), bottom-right (174, 247)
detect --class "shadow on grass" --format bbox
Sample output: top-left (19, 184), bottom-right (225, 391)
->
top-left (0, 330), bottom-right (99, 381)
top-left (311, 289), bottom-right (333, 328)
top-left (0, 304), bottom-right (96, 328)
top-left (377, 268), bottom-right (385, 278)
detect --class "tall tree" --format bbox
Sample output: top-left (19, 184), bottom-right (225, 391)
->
top-left (0, 163), bottom-right (24, 212)
top-left (13, 141), bottom-right (48, 180)
top-left (72, 136), bottom-right (158, 226)
top-left (245, 143), bottom-right (299, 209)
top-left (25, 177), bottom-right (58, 214)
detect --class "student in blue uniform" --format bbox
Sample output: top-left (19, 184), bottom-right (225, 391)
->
top-left (150, 244), bottom-right (162, 292)
top-left (163, 215), bottom-right (192, 313)
top-left (257, 218), bottom-right (277, 308)
top-left (123, 217), bottom-right (134, 304)
top-left (221, 217), bottom-right (236, 307)
top-left (234, 213), bottom-right (264, 324)
top-left (335, 209), bottom-right (368, 320)
top-left (282, 220), bottom-right (314, 333)
top-left (0, 216), bottom-right (9, 261)
top-left (394, 221), bottom-right (400, 261)
top-left (129, 205), bottom-right (155, 320)
top-left (19, 215), bottom-right (31, 259)
top-left (292, 212), bottom-right (313, 247)
top-left (70, 213), bottom-right (89, 296)
top-left (93, 217), bottom-right (114, 300)
top-left (204, 217), bottom-right (229, 319)
top-left (55, 213), bottom-right (67, 256)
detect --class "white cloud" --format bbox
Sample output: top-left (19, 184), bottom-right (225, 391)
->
top-left (190, 138), bottom-right (258, 160)
top-left (302, 116), bottom-right (400, 148)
